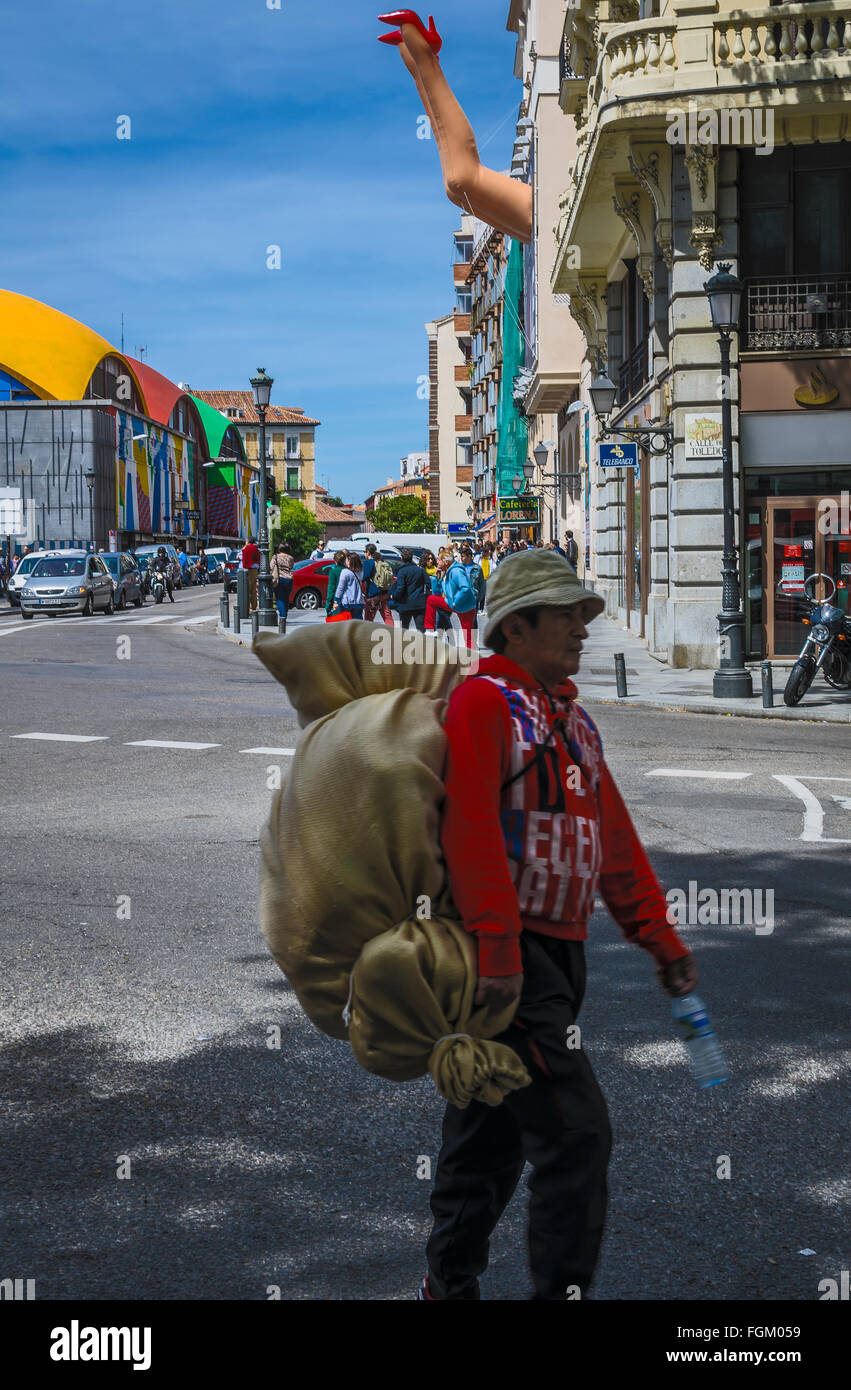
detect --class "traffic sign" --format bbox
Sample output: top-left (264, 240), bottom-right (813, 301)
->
top-left (599, 442), bottom-right (639, 468)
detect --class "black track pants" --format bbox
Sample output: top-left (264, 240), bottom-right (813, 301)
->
top-left (425, 933), bottom-right (612, 1300)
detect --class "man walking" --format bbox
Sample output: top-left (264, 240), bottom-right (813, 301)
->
top-left (424, 550), bottom-right (478, 650)
top-left (240, 535), bottom-right (261, 613)
top-left (388, 547), bottom-right (429, 630)
top-left (419, 549), bottom-right (696, 1301)
top-left (564, 531), bottom-right (579, 570)
top-left (458, 544), bottom-right (486, 613)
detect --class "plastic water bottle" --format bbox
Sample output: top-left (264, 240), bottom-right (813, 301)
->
top-left (671, 993), bottom-right (730, 1088)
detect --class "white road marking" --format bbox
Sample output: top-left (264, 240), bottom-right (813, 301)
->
top-left (125, 612), bottom-right (187, 626)
top-left (10, 732), bottom-right (108, 743)
top-left (124, 739), bottom-right (221, 750)
top-left (773, 774), bottom-right (851, 844)
top-left (0, 624), bottom-right (32, 636)
top-left (646, 768), bottom-right (752, 780)
top-left (240, 747), bottom-right (296, 755)
top-left (180, 615), bottom-right (218, 626)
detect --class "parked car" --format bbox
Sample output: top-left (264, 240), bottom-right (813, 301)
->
top-left (205, 547), bottom-right (234, 576)
top-left (206, 556), bottom-right (225, 584)
top-left (223, 549), bottom-right (241, 594)
top-left (133, 543), bottom-right (182, 589)
top-left (6, 550), bottom-right (52, 607)
top-left (129, 551), bottom-right (153, 594)
top-left (291, 554), bottom-right (403, 611)
top-left (19, 550), bottom-right (115, 618)
top-left (101, 551), bottom-right (145, 609)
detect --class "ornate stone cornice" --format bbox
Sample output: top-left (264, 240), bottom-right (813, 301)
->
top-left (628, 142), bottom-right (673, 270)
top-left (612, 180), bottom-right (655, 300)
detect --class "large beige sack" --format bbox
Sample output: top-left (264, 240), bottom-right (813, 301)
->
top-left (253, 623), bottom-right (530, 1106)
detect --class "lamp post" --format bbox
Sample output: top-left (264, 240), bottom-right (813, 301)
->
top-left (704, 263), bottom-right (753, 698)
top-left (84, 467), bottom-right (96, 551)
top-left (250, 367), bottom-right (277, 628)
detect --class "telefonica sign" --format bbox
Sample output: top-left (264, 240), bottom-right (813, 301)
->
top-left (498, 496), bottom-right (540, 524)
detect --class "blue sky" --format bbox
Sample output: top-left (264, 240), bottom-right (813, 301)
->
top-left (0, 0), bottom-right (522, 502)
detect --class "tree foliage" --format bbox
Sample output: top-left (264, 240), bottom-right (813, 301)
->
top-left (367, 494), bottom-right (437, 533)
top-left (271, 499), bottom-right (323, 560)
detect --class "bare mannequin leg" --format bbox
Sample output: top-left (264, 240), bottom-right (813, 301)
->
top-left (396, 23), bottom-right (533, 244)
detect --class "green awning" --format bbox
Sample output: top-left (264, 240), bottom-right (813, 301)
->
top-left (190, 395), bottom-right (246, 462)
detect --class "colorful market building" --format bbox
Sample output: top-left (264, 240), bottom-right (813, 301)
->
top-left (0, 289), bottom-right (258, 554)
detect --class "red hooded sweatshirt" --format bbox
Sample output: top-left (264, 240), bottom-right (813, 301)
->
top-left (440, 654), bottom-right (688, 977)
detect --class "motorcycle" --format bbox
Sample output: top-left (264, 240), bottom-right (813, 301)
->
top-left (151, 569), bottom-right (167, 605)
top-left (783, 572), bottom-right (851, 706)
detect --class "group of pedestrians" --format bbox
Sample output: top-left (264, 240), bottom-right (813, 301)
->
top-left (317, 532), bottom-right (581, 650)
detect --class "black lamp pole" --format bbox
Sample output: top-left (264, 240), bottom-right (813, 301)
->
top-left (84, 468), bottom-right (96, 550)
top-left (250, 368), bottom-right (277, 628)
top-left (705, 265), bottom-right (753, 699)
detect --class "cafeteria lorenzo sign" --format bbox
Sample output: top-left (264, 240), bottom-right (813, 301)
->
top-left (498, 496), bottom-right (541, 524)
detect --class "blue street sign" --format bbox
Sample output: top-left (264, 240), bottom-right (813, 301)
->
top-left (599, 441), bottom-right (639, 468)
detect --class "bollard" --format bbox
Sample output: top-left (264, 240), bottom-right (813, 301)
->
top-left (236, 569), bottom-right (250, 621)
top-left (251, 610), bottom-right (260, 638)
top-left (761, 660), bottom-right (774, 708)
top-left (220, 593), bottom-right (229, 628)
top-left (614, 652), bottom-right (629, 699)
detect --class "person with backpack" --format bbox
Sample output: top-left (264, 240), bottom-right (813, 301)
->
top-left (564, 531), bottom-right (579, 571)
top-left (424, 550), bottom-right (478, 650)
top-left (331, 552), bottom-right (365, 619)
top-left (417, 548), bottom-right (697, 1302)
top-left (459, 544), bottom-right (486, 613)
top-left (388, 547), bottom-right (430, 630)
top-left (362, 543), bottom-right (394, 623)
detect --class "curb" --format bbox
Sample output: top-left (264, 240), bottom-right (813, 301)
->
top-left (212, 619), bottom-right (849, 722)
top-left (579, 692), bottom-right (850, 723)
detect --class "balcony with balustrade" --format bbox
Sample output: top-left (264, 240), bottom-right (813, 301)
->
top-left (742, 274), bottom-right (851, 351)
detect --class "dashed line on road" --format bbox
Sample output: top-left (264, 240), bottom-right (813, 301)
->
top-left (10, 732), bottom-right (109, 743)
top-left (645, 768), bottom-right (752, 780)
top-left (239, 747), bottom-right (296, 755)
top-left (124, 739), bottom-right (221, 750)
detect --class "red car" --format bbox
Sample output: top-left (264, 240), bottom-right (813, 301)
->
top-left (291, 555), bottom-right (402, 611)
top-left (291, 558), bottom-right (338, 611)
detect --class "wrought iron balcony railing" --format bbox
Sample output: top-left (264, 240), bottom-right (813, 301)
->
top-left (617, 340), bottom-right (649, 405)
top-left (743, 274), bottom-right (851, 350)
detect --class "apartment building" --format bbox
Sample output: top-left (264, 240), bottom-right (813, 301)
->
top-left (508, 0), bottom-right (588, 557)
top-left (191, 391), bottom-right (320, 517)
top-left (540, 0), bottom-right (851, 666)
top-left (425, 215), bottom-right (475, 528)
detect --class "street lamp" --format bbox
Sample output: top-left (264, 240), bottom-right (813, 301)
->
top-left (589, 361), bottom-right (672, 460)
top-left (250, 367), bottom-right (277, 629)
top-left (704, 262), bottom-right (752, 698)
top-left (84, 467), bottom-right (96, 551)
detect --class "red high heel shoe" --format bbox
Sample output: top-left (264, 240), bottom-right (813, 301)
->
top-left (377, 10), bottom-right (443, 55)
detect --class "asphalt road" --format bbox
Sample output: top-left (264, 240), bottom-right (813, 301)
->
top-left (1, 589), bottom-right (849, 1300)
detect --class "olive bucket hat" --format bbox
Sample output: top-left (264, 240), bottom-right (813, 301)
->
top-left (483, 548), bottom-right (605, 648)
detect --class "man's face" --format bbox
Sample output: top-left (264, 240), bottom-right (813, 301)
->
top-left (502, 605), bottom-right (590, 689)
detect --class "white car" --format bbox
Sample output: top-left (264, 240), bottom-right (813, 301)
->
top-left (6, 550), bottom-right (52, 607)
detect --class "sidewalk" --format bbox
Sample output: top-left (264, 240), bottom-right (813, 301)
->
top-left (215, 607), bottom-right (851, 723)
top-left (577, 616), bottom-right (851, 723)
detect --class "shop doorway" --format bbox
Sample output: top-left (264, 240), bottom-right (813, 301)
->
top-left (764, 496), bottom-right (850, 656)
top-left (625, 456), bottom-right (650, 636)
